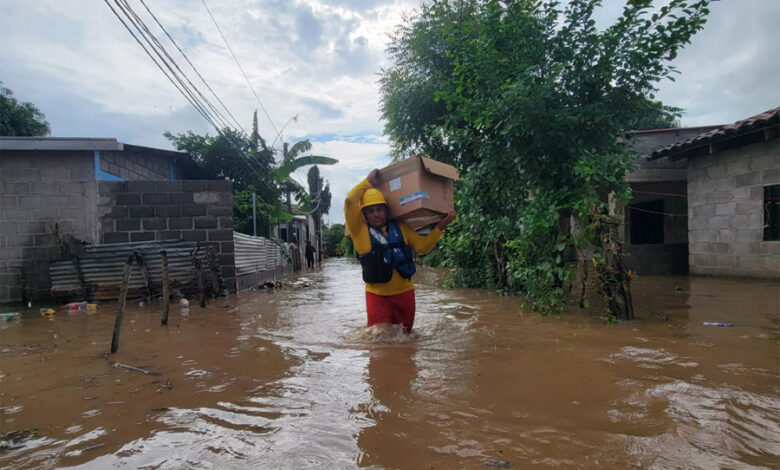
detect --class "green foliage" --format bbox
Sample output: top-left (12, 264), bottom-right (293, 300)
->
top-left (322, 223), bottom-right (348, 256)
top-left (275, 140), bottom-right (337, 242)
top-left (380, 0), bottom-right (713, 314)
top-left (164, 128), bottom-right (276, 196)
top-left (232, 185), bottom-right (287, 236)
top-left (601, 313), bottom-right (618, 324)
top-left (165, 120), bottom-right (337, 238)
top-left (0, 82), bottom-right (50, 136)
top-left (337, 236), bottom-right (355, 258)
top-left (165, 127), bottom-right (284, 235)
top-left (420, 245), bottom-right (445, 267)
top-left (274, 141), bottom-right (338, 183)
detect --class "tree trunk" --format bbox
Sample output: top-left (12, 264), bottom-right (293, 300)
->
top-left (596, 195), bottom-right (634, 320)
top-left (286, 191), bottom-right (293, 243)
top-left (493, 237), bottom-right (507, 287)
top-left (570, 214), bottom-right (589, 308)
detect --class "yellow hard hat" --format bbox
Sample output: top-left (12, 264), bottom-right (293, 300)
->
top-left (361, 188), bottom-right (387, 209)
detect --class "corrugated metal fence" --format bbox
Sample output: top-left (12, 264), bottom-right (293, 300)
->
top-left (49, 234), bottom-right (291, 300)
top-left (49, 240), bottom-right (207, 301)
top-left (233, 232), bottom-right (290, 291)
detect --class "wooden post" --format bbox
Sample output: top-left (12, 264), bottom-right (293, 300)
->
top-left (110, 253), bottom-right (134, 354)
top-left (134, 251), bottom-right (154, 299)
top-left (161, 250), bottom-right (170, 326)
top-left (252, 192), bottom-right (257, 237)
top-left (193, 256), bottom-right (206, 308)
top-left (73, 257), bottom-right (88, 301)
top-left (206, 245), bottom-right (223, 295)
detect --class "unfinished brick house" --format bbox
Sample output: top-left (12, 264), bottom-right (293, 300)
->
top-left (0, 137), bottom-right (235, 304)
top-left (623, 107), bottom-right (780, 278)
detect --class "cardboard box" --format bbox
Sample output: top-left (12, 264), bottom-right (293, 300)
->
top-left (347, 155), bottom-right (458, 236)
top-left (376, 155), bottom-right (459, 229)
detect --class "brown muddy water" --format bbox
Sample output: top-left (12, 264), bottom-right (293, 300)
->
top-left (1, 258), bottom-right (778, 469)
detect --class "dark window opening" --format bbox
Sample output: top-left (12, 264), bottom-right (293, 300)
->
top-left (630, 199), bottom-right (665, 244)
top-left (279, 227), bottom-right (288, 241)
top-left (764, 184), bottom-right (780, 241)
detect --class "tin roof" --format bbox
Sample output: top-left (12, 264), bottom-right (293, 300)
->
top-left (0, 137), bottom-right (188, 158)
top-left (0, 137), bottom-right (124, 151)
top-left (650, 106), bottom-right (780, 160)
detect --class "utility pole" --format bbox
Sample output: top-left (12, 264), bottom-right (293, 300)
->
top-left (317, 176), bottom-right (323, 265)
top-left (252, 192), bottom-right (257, 236)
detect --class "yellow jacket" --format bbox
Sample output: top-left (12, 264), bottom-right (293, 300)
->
top-left (345, 178), bottom-right (443, 296)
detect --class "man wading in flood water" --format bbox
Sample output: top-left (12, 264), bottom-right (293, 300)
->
top-left (345, 169), bottom-right (456, 333)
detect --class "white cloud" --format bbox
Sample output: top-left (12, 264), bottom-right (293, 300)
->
top-left (1, 0), bottom-right (777, 227)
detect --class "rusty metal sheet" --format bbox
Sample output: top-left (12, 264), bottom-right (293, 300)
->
top-left (233, 232), bottom-right (288, 290)
top-left (49, 240), bottom-right (208, 301)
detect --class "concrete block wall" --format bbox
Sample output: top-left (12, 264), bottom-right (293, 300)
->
top-left (98, 180), bottom-right (236, 290)
top-left (624, 243), bottom-right (688, 275)
top-left (627, 180), bottom-right (688, 244)
top-left (0, 151), bottom-right (99, 304)
top-left (687, 139), bottom-right (780, 278)
top-left (100, 149), bottom-right (170, 180)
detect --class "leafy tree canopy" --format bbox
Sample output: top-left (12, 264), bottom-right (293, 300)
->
top-left (0, 82), bottom-right (51, 136)
top-left (380, 0), bottom-right (712, 315)
top-left (165, 114), bottom-right (337, 238)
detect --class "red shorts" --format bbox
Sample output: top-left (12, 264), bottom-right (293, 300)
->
top-left (365, 290), bottom-right (416, 333)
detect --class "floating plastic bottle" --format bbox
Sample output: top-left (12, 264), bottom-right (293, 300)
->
top-left (2, 312), bottom-right (19, 321)
top-left (62, 301), bottom-right (88, 311)
top-left (702, 321), bottom-right (732, 327)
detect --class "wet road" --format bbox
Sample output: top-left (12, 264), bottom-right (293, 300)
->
top-left (1, 258), bottom-right (779, 469)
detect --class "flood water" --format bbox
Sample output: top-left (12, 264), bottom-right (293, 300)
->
top-left (1, 258), bottom-right (778, 469)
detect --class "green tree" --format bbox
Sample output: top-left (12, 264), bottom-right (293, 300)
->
top-left (0, 82), bottom-right (50, 136)
top-left (274, 140), bottom-right (337, 242)
top-left (380, 0), bottom-right (712, 318)
top-left (322, 223), bottom-right (348, 256)
top-left (166, 117), bottom-right (338, 241)
top-left (164, 126), bottom-right (283, 236)
top-left (307, 165), bottom-right (333, 258)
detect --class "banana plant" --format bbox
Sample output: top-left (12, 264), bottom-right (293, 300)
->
top-left (274, 140), bottom-right (337, 243)
top-left (273, 140), bottom-right (338, 183)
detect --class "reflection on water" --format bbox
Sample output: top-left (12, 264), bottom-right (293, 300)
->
top-left (0, 258), bottom-right (778, 469)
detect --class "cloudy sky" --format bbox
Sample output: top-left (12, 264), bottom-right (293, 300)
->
top-left (1, 0), bottom-right (778, 225)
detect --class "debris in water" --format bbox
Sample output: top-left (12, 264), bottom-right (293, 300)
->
top-left (1, 312), bottom-right (19, 321)
top-left (111, 362), bottom-right (157, 375)
top-left (702, 322), bottom-right (732, 327)
top-left (0, 429), bottom-right (38, 451)
top-left (484, 460), bottom-right (511, 468)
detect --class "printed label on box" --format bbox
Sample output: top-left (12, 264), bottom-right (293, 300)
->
top-left (399, 191), bottom-right (430, 206)
top-left (389, 177), bottom-right (401, 192)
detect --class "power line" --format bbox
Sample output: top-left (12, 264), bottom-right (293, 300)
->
top-left (104, 0), bottom-right (274, 186)
top-left (632, 189), bottom-right (687, 198)
top-left (112, 0), bottom-right (227, 132)
top-left (200, 0), bottom-right (280, 139)
top-left (628, 206), bottom-right (687, 217)
top-left (104, 0), bottom-right (211, 127)
top-left (118, 1), bottom-right (273, 184)
top-left (120, 0), bottom-right (237, 133)
top-left (136, 0), bottom-right (248, 135)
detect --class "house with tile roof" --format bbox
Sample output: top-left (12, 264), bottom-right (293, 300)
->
top-left (623, 107), bottom-right (779, 278)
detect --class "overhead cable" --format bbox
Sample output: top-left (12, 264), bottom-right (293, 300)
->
top-left (112, 0), bottom-right (227, 132)
top-left (137, 0), bottom-right (248, 135)
top-left (105, 0), bottom-right (274, 186)
top-left (201, 0), bottom-right (280, 139)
